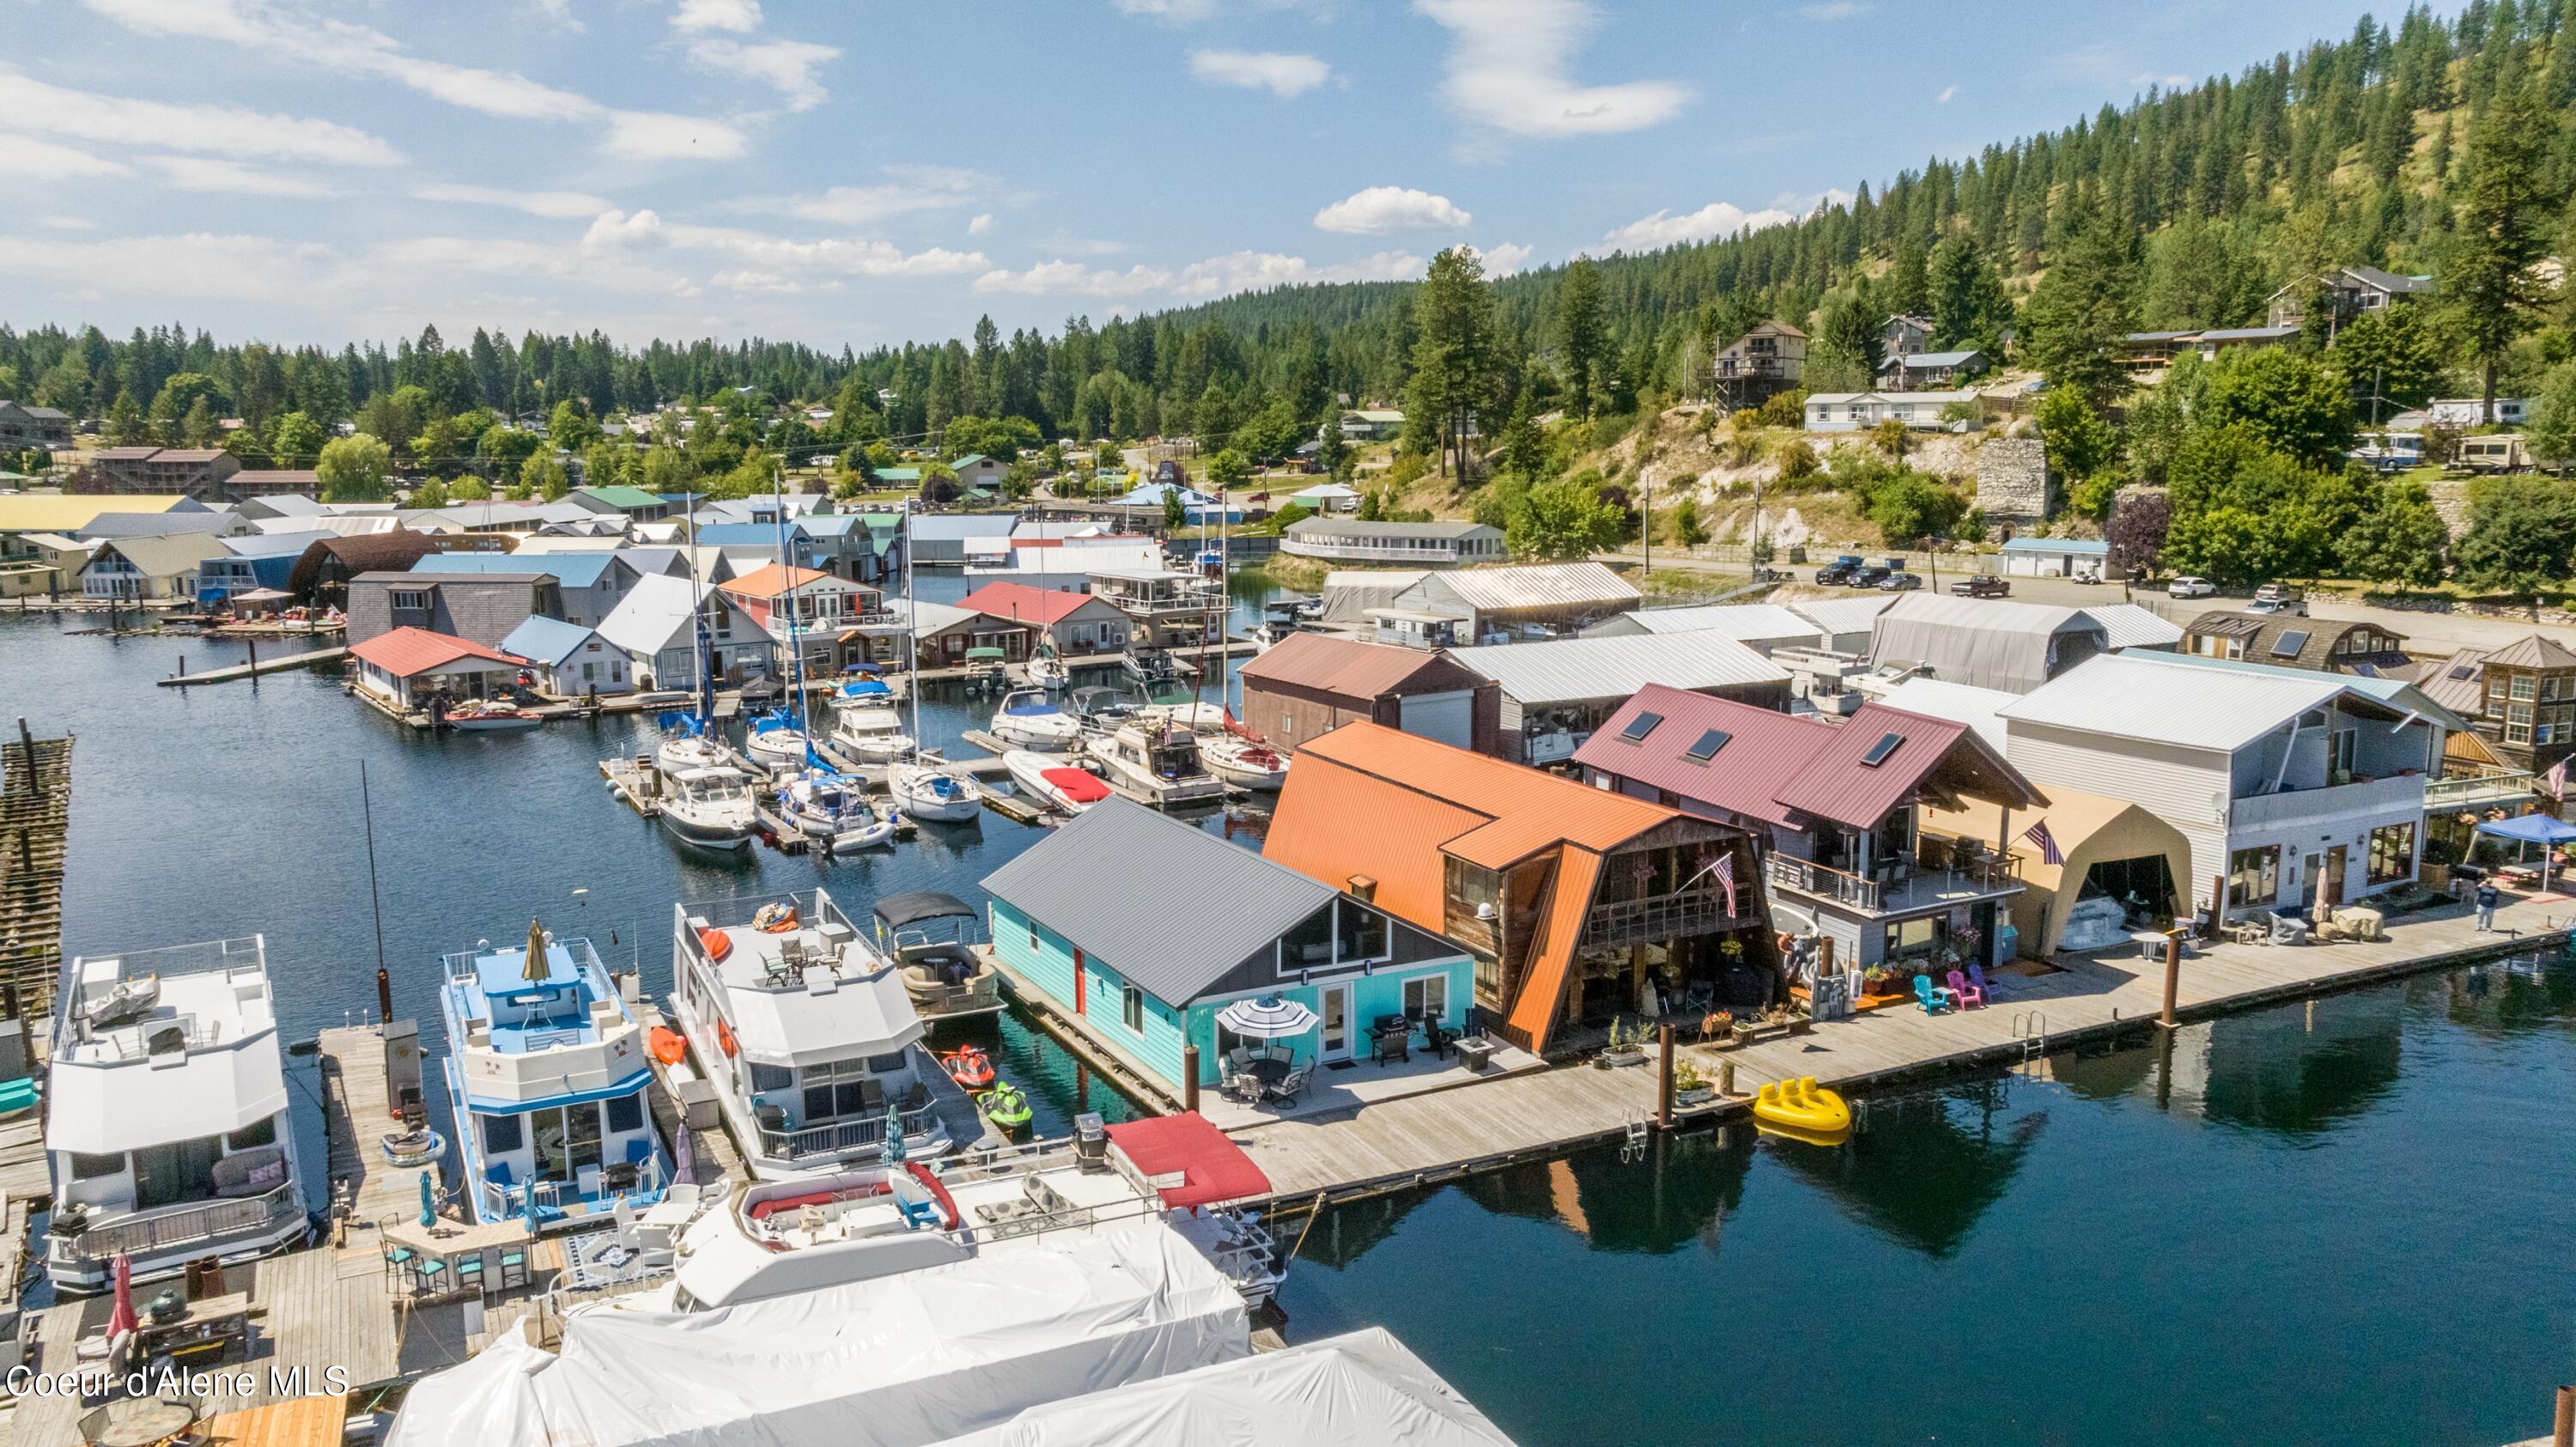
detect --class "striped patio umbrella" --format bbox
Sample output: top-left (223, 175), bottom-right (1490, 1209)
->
top-left (1216, 995), bottom-right (1318, 1039)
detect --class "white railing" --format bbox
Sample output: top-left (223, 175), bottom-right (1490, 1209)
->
top-left (475, 1151), bottom-right (666, 1224)
top-left (757, 1103), bottom-right (938, 1164)
top-left (1280, 538), bottom-right (1469, 564)
top-left (2228, 772), bottom-right (2423, 831)
top-left (2424, 769), bottom-right (2536, 808)
top-left (56, 1181), bottom-right (302, 1263)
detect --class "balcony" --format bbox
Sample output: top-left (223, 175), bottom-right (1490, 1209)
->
top-left (1280, 538), bottom-right (1471, 565)
top-left (2424, 769), bottom-right (2536, 812)
top-left (1581, 891), bottom-right (1756, 948)
top-left (53, 1181), bottom-right (302, 1267)
top-left (2228, 772), bottom-right (2424, 833)
top-left (1767, 851), bottom-right (2022, 915)
top-left (757, 1101), bottom-right (938, 1165)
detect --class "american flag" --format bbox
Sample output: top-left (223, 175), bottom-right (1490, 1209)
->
top-left (2549, 757), bottom-right (2568, 801)
top-left (2023, 819), bottom-right (2064, 866)
top-left (1712, 851), bottom-right (1738, 916)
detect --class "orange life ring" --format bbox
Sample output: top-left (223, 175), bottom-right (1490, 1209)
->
top-left (699, 928), bottom-right (733, 963)
top-left (716, 1019), bottom-right (738, 1057)
top-left (647, 1026), bottom-right (687, 1065)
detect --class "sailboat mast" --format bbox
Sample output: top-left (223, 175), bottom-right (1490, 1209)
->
top-left (770, 459), bottom-right (808, 744)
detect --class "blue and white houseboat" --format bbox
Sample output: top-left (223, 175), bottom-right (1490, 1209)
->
top-left (439, 927), bottom-right (669, 1230)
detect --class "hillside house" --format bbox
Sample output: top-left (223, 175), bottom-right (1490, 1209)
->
top-left (1710, 321), bottom-right (1807, 407)
top-left (2266, 264), bottom-right (2433, 329)
top-left (1804, 390), bottom-right (1978, 432)
top-left (1881, 313), bottom-right (1935, 357)
top-left (1877, 350), bottom-right (1987, 389)
top-left (0, 401), bottom-right (72, 449)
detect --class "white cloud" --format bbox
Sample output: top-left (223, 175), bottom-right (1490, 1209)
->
top-left (968, 213), bottom-right (995, 235)
top-left (1935, 84), bottom-right (1959, 103)
top-left (1600, 198), bottom-right (1801, 252)
top-left (671, 0), bottom-right (760, 31)
top-left (1478, 240), bottom-right (1531, 276)
top-left (0, 134), bottom-right (129, 180)
top-left (975, 259), bottom-right (1174, 297)
top-left (1188, 49), bottom-right (1333, 96)
top-left (0, 70), bottom-right (399, 166)
top-left (78, 0), bottom-right (738, 161)
top-left (1797, 1), bottom-right (1869, 17)
top-left (977, 247), bottom-right (1424, 298)
top-left (40, 216), bottom-right (100, 231)
top-left (754, 167), bottom-right (990, 225)
top-left (684, 37), bottom-right (837, 111)
top-left (1113, 0), bottom-right (1221, 20)
top-left (583, 209), bottom-right (985, 278)
top-left (145, 157), bottom-right (337, 198)
top-left (583, 210), bottom-right (670, 251)
top-left (0, 231), bottom-right (347, 305)
top-left (1414, 0), bottom-right (1690, 138)
top-left (529, 0), bottom-right (581, 30)
top-left (1313, 185), bottom-right (1471, 234)
top-left (414, 183), bottom-right (615, 219)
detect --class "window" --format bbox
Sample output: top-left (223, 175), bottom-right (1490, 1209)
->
top-left (1121, 982), bottom-right (1145, 1033)
top-left (2507, 703), bottom-right (2534, 744)
top-left (867, 1051), bottom-right (908, 1073)
top-left (747, 1061), bottom-right (794, 1095)
top-left (799, 1057), bottom-right (884, 1122)
top-left (390, 589), bottom-right (429, 611)
top-left (483, 1113), bottom-right (525, 1155)
top-left (1619, 711), bottom-right (1662, 742)
top-left (1684, 728), bottom-right (1731, 762)
top-left (2367, 822), bottom-right (2416, 885)
top-left (2511, 673), bottom-right (2538, 702)
top-left (2227, 845), bottom-right (2281, 909)
top-left (1403, 973), bottom-right (1449, 1023)
top-left (227, 1116), bottom-right (277, 1151)
top-left (70, 1151), bottom-right (123, 1181)
top-left (1858, 733), bottom-right (1905, 767)
top-left (605, 1093), bottom-right (645, 1134)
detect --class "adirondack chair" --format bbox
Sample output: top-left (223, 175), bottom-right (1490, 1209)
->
top-left (1946, 968), bottom-right (1984, 1009)
top-left (1911, 974), bottom-right (1953, 1014)
top-left (1966, 963), bottom-right (2001, 1002)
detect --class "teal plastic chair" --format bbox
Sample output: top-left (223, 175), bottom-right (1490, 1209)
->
top-left (0, 1078), bottom-right (38, 1116)
top-left (456, 1255), bottom-right (484, 1292)
top-left (498, 1249), bottom-right (528, 1290)
top-left (413, 1256), bottom-right (448, 1296)
top-left (1911, 974), bottom-right (1953, 1014)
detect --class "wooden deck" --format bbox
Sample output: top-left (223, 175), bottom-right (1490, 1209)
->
top-left (313, 1026), bottom-right (420, 1234)
top-left (0, 732), bottom-right (73, 1020)
top-left (1226, 892), bottom-right (2575, 1210)
top-left (154, 647), bottom-right (347, 687)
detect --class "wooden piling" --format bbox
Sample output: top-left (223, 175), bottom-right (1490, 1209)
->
top-left (2160, 931), bottom-right (2182, 1028)
top-left (2553, 1384), bottom-right (2573, 1447)
top-left (1655, 1024), bottom-right (1674, 1128)
top-left (1182, 1043), bottom-right (1200, 1115)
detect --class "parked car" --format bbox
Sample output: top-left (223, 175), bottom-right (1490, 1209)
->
top-left (1814, 554), bottom-right (1866, 586)
top-left (2167, 575), bottom-right (2217, 599)
top-left (1951, 575), bottom-right (2011, 598)
top-left (1877, 568), bottom-right (1923, 592)
top-left (1848, 565), bottom-right (1893, 588)
top-left (2247, 583), bottom-right (2307, 617)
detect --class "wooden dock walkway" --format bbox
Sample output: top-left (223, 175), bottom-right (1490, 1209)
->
top-left (1224, 892), bottom-right (2574, 1212)
top-left (1, 728), bottom-right (73, 1019)
top-left (155, 646), bottom-right (347, 686)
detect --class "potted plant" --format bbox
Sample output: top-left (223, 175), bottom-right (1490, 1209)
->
top-left (1598, 1016), bottom-right (1649, 1068)
top-left (1787, 1002), bottom-right (1814, 1037)
top-left (1706, 1009), bottom-right (1737, 1048)
top-left (1673, 1061), bottom-right (1715, 1107)
top-left (1730, 1014), bottom-right (1761, 1047)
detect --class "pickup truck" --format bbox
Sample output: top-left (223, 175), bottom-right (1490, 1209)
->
top-left (1951, 575), bottom-right (2011, 598)
top-left (2247, 583), bottom-right (2308, 617)
top-left (1848, 564), bottom-right (1893, 588)
top-left (1813, 555), bottom-right (1867, 587)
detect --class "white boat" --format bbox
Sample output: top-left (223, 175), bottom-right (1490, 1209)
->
top-left (989, 688), bottom-right (1082, 751)
top-left (1121, 644), bottom-right (1176, 688)
top-left (871, 891), bottom-right (1004, 1022)
top-left (641, 1122), bottom-right (1282, 1312)
top-left (656, 730), bottom-right (727, 778)
top-left (659, 766), bottom-right (756, 851)
top-left (777, 770), bottom-right (896, 851)
top-left (446, 698), bottom-right (544, 732)
top-left (666, 888), bottom-right (978, 1178)
top-left (45, 937), bottom-right (313, 1292)
top-left (1004, 750), bottom-right (1112, 815)
top-left (826, 703), bottom-right (915, 765)
top-left (829, 677), bottom-right (896, 710)
top-left (889, 760), bottom-right (983, 822)
top-left (742, 712), bottom-right (813, 772)
top-left (1086, 720), bottom-right (1227, 808)
top-left (1027, 646), bottom-right (1071, 691)
top-left (1200, 732), bottom-right (1289, 791)
top-left (439, 927), bottom-right (670, 1232)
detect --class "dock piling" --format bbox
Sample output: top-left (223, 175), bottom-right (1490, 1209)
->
top-left (1182, 1043), bottom-right (1200, 1114)
top-left (2160, 932), bottom-right (2181, 1028)
top-left (1655, 1023), bottom-right (1674, 1128)
top-left (2555, 1384), bottom-right (2573, 1447)
top-left (12, 719), bottom-right (36, 799)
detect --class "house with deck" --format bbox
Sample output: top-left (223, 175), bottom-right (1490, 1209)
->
top-left (2266, 264), bottom-right (2433, 329)
top-left (718, 562), bottom-right (878, 675)
top-left (77, 532), bottom-right (233, 601)
top-left (1710, 321), bottom-right (1807, 408)
top-left (981, 798), bottom-right (1478, 1097)
top-left (1577, 684), bottom-right (2047, 976)
top-left (2182, 612), bottom-right (2410, 674)
top-left (500, 615), bottom-right (640, 697)
top-left (1261, 722), bottom-right (1780, 1055)
top-left (346, 627), bottom-right (530, 710)
top-left (597, 572), bottom-right (772, 689)
top-left (953, 581), bottom-right (1130, 660)
top-left (1280, 518), bottom-right (1505, 568)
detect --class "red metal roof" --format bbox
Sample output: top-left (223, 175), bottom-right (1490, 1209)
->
top-left (1237, 631), bottom-right (1482, 699)
top-left (1771, 703), bottom-right (2040, 825)
top-left (1103, 1112), bottom-right (1270, 1208)
top-left (717, 562), bottom-right (836, 600)
top-left (346, 626), bottom-right (526, 678)
top-left (955, 581), bottom-right (1103, 626)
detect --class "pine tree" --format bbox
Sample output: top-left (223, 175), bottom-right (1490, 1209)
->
top-left (1554, 256), bottom-right (1608, 420)
top-left (2019, 191), bottom-right (2141, 405)
top-left (2447, 79), bottom-right (2562, 422)
top-left (1402, 248), bottom-right (1501, 481)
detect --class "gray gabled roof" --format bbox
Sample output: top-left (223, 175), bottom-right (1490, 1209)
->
top-left (980, 796), bottom-right (1336, 1006)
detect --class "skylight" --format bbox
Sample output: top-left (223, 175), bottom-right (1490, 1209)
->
top-left (2272, 630), bottom-right (2311, 658)
top-left (1683, 728), bottom-right (1731, 762)
top-left (1619, 711), bottom-right (1663, 743)
top-left (1858, 733), bottom-right (1905, 767)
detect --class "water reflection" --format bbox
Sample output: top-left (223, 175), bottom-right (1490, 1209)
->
top-left (1767, 1079), bottom-right (2046, 1257)
top-left (1455, 1129), bottom-right (1754, 1256)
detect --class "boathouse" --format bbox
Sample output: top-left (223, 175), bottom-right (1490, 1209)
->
top-left (500, 616), bottom-right (639, 697)
top-left (1452, 631), bottom-right (1791, 766)
top-left (953, 581), bottom-right (1130, 660)
top-left (1577, 602), bottom-right (1827, 656)
top-left (1261, 723), bottom-right (1777, 1055)
top-left (347, 627), bottom-right (530, 710)
top-left (981, 797), bottom-right (1475, 1093)
top-left (1237, 632), bottom-right (1498, 755)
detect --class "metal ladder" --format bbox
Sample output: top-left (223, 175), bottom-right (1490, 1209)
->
top-left (1619, 1113), bottom-right (1649, 1163)
top-left (2011, 1011), bottom-right (2049, 1073)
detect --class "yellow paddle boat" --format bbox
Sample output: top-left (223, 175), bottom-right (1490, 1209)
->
top-left (1752, 1075), bottom-right (1851, 1134)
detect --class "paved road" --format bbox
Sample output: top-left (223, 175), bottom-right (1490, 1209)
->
top-left (1600, 548), bottom-right (2576, 659)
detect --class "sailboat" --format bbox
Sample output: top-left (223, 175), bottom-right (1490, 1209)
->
top-left (886, 520), bottom-right (984, 823)
top-left (657, 489), bottom-right (731, 779)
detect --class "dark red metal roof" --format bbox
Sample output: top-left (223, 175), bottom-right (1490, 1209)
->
top-left (1103, 1112), bottom-right (1271, 1208)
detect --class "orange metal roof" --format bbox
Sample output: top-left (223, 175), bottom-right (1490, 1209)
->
top-left (717, 562), bottom-right (835, 600)
top-left (1291, 721), bottom-right (1675, 853)
top-left (1506, 848), bottom-right (1602, 1046)
top-left (1260, 744), bottom-right (1485, 930)
top-left (346, 626), bottom-right (524, 678)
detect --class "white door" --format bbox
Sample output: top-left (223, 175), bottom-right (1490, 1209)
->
top-left (1318, 984), bottom-right (1353, 1062)
top-left (1400, 690), bottom-right (1475, 749)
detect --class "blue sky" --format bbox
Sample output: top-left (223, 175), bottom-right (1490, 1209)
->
top-left (1, 0), bottom-right (2409, 351)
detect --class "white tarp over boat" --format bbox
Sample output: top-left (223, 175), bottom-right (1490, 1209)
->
top-left (925, 1328), bottom-right (1520, 1447)
top-left (383, 1224), bottom-right (1249, 1447)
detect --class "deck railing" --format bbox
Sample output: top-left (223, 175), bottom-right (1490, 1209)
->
top-left (475, 1151), bottom-right (665, 1224)
top-left (758, 1102), bottom-right (937, 1164)
top-left (57, 1181), bottom-right (302, 1264)
top-left (1766, 852), bottom-right (2022, 913)
top-left (2424, 769), bottom-right (2536, 809)
top-left (1580, 891), bottom-right (1753, 947)
top-left (908, 975), bottom-right (1003, 1018)
top-left (1279, 538), bottom-right (1470, 564)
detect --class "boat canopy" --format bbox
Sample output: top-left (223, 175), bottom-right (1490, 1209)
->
top-left (964, 647), bottom-right (1007, 660)
top-left (1104, 1113), bottom-right (1271, 1210)
top-left (873, 891), bottom-right (980, 931)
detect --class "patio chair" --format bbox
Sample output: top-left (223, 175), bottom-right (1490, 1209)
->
top-left (1267, 1065), bottom-right (1310, 1107)
top-left (1224, 1047), bottom-right (1252, 1076)
top-left (381, 1236), bottom-right (417, 1292)
top-left (1911, 975), bottom-right (1953, 1014)
top-left (1946, 968), bottom-right (1984, 1009)
top-left (1966, 963), bottom-right (2001, 1002)
top-left (413, 1255), bottom-right (450, 1297)
top-left (455, 1254), bottom-right (485, 1294)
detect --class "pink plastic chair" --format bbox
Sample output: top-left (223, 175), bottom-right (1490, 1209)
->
top-left (1946, 968), bottom-right (1985, 1008)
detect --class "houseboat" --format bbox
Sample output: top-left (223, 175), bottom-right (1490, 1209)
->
top-left (668, 888), bottom-right (983, 1179)
top-left (439, 927), bottom-right (670, 1231)
top-left (871, 891), bottom-right (1004, 1023)
top-left (46, 937), bottom-right (312, 1292)
top-left (1087, 718), bottom-right (1227, 808)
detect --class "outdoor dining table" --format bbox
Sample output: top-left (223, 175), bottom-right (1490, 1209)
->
top-left (1244, 1057), bottom-right (1291, 1089)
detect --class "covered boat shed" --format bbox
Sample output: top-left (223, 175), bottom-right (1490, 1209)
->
top-left (1869, 593), bottom-right (2111, 695)
top-left (1921, 788), bottom-right (2196, 956)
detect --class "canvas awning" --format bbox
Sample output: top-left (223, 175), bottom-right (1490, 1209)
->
top-left (872, 891), bottom-right (978, 931)
top-left (1104, 1113), bottom-right (1272, 1209)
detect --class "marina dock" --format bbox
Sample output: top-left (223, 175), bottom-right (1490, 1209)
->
top-left (1, 726), bottom-right (74, 1017)
top-left (155, 646), bottom-right (347, 687)
top-left (1221, 893), bottom-right (2573, 1212)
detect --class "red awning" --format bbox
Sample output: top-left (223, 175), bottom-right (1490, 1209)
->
top-left (1103, 1112), bottom-right (1270, 1208)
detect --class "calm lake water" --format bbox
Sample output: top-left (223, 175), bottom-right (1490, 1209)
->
top-left (9, 581), bottom-right (2575, 1445)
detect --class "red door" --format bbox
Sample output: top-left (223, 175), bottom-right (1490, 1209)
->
top-left (1072, 947), bottom-right (1086, 1014)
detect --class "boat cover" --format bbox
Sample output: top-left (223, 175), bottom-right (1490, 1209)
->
top-left (922, 1328), bottom-right (1518, 1447)
top-left (874, 891), bottom-right (981, 930)
top-left (1040, 769), bottom-right (1110, 804)
top-left (1104, 1113), bottom-right (1269, 1209)
top-left (384, 1223), bottom-right (1249, 1447)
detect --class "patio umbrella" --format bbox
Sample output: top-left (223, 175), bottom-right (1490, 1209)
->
top-left (671, 1122), bottom-right (695, 1187)
top-left (881, 1102), bottom-right (907, 1165)
top-left (106, 1252), bottom-right (137, 1339)
top-left (1216, 995), bottom-right (1319, 1039)
top-left (418, 1170), bottom-right (436, 1228)
top-left (2476, 812), bottom-right (2576, 893)
top-left (524, 1173), bottom-right (542, 1234)
top-left (524, 918), bottom-right (548, 982)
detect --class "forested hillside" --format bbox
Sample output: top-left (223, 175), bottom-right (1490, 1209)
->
top-left (9, 0), bottom-right (2576, 590)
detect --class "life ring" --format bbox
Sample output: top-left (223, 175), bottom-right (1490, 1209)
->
top-left (698, 928), bottom-right (733, 963)
top-left (647, 1026), bottom-right (688, 1065)
top-left (716, 1019), bottom-right (739, 1057)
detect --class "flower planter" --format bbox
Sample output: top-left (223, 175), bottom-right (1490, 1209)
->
top-left (1730, 1024), bottom-right (1761, 1048)
top-left (1673, 1084), bottom-right (1716, 1107)
top-left (1599, 1046), bottom-right (1648, 1069)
